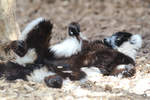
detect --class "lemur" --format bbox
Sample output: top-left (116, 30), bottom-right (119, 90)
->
top-left (70, 32), bottom-right (142, 80)
top-left (0, 18), bottom-right (142, 88)
top-left (44, 32), bottom-right (142, 81)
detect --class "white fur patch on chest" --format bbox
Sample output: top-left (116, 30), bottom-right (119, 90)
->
top-left (27, 67), bottom-right (56, 83)
top-left (15, 49), bottom-right (37, 66)
top-left (50, 37), bottom-right (82, 58)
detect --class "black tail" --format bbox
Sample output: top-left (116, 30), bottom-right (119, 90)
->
top-left (0, 61), bottom-right (35, 81)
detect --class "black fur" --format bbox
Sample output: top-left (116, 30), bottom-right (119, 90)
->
top-left (43, 36), bottom-right (136, 81)
top-left (0, 61), bottom-right (65, 88)
top-left (104, 31), bottom-right (132, 49)
top-left (9, 40), bottom-right (27, 57)
top-left (9, 19), bottom-right (53, 64)
top-left (10, 29), bottom-right (136, 80)
top-left (0, 61), bottom-right (34, 80)
top-left (68, 22), bottom-right (80, 37)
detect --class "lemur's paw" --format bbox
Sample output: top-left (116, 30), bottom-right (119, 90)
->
top-left (10, 40), bottom-right (27, 57)
top-left (44, 75), bottom-right (63, 88)
top-left (116, 65), bottom-right (135, 78)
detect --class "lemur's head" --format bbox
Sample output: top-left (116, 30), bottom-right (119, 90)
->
top-left (103, 31), bottom-right (142, 60)
top-left (68, 22), bottom-right (80, 37)
top-left (103, 32), bottom-right (142, 50)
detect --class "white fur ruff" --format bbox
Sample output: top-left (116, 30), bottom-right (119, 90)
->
top-left (15, 49), bottom-right (37, 66)
top-left (117, 34), bottom-right (142, 60)
top-left (50, 37), bottom-right (82, 58)
top-left (27, 67), bottom-right (56, 83)
top-left (19, 17), bottom-right (44, 40)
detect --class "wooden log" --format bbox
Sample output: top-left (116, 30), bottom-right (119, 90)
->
top-left (0, 0), bottom-right (21, 60)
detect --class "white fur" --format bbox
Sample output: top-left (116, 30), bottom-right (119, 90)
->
top-left (117, 34), bottom-right (142, 60)
top-left (81, 67), bottom-right (101, 82)
top-left (62, 70), bottom-right (72, 73)
top-left (116, 65), bottom-right (126, 70)
top-left (19, 17), bottom-right (44, 40)
top-left (15, 49), bottom-right (37, 66)
top-left (116, 64), bottom-right (133, 70)
top-left (130, 34), bottom-right (142, 49)
top-left (50, 37), bottom-right (82, 58)
top-left (27, 67), bottom-right (56, 83)
top-left (117, 64), bottom-right (134, 78)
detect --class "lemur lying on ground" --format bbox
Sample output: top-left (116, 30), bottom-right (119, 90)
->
top-left (0, 18), bottom-right (142, 88)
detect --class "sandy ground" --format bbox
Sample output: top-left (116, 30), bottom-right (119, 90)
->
top-left (1, 0), bottom-right (150, 100)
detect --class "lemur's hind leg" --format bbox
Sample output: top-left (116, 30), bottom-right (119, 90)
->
top-left (8, 18), bottom-right (53, 57)
top-left (0, 61), bottom-right (64, 88)
top-left (111, 64), bottom-right (136, 77)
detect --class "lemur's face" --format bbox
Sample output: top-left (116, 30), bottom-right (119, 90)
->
top-left (68, 22), bottom-right (80, 37)
top-left (104, 32), bottom-right (132, 49)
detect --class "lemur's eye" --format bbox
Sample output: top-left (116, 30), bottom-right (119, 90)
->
top-left (116, 38), bottom-right (121, 42)
top-left (70, 31), bottom-right (73, 35)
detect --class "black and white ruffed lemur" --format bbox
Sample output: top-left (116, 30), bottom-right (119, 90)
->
top-left (0, 18), bottom-right (142, 88)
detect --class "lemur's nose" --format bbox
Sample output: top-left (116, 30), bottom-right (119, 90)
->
top-left (104, 38), bottom-right (109, 43)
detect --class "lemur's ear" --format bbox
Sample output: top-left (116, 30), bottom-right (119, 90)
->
top-left (68, 22), bottom-right (80, 36)
top-left (129, 34), bottom-right (142, 48)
